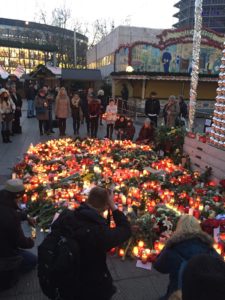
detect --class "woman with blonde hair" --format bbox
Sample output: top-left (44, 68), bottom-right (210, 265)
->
top-left (166, 95), bottom-right (180, 128)
top-left (154, 215), bottom-right (220, 300)
top-left (55, 87), bottom-right (70, 137)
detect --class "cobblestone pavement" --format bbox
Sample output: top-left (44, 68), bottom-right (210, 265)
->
top-left (0, 108), bottom-right (205, 299)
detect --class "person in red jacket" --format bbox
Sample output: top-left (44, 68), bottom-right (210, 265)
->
top-left (88, 95), bottom-right (101, 138)
top-left (0, 179), bottom-right (37, 290)
top-left (124, 119), bottom-right (135, 140)
top-left (136, 118), bottom-right (154, 144)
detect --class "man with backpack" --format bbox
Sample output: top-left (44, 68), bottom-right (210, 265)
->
top-left (38, 187), bottom-right (131, 300)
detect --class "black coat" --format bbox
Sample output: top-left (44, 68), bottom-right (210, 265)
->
top-left (0, 190), bottom-right (34, 258)
top-left (52, 204), bottom-right (131, 300)
top-left (11, 93), bottom-right (22, 118)
top-left (154, 233), bottom-right (220, 299)
top-left (145, 98), bottom-right (160, 116)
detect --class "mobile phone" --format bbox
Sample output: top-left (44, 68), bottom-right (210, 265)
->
top-left (31, 227), bottom-right (36, 239)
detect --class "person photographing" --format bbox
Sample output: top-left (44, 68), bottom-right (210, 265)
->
top-left (0, 179), bottom-right (37, 291)
top-left (50, 186), bottom-right (131, 300)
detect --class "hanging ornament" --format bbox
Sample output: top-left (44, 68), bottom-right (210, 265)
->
top-left (188, 0), bottom-right (203, 132)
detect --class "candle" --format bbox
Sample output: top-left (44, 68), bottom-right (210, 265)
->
top-left (118, 249), bottom-right (125, 257)
top-left (141, 252), bottom-right (148, 264)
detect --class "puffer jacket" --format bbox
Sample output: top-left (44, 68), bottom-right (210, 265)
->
top-left (154, 232), bottom-right (220, 299)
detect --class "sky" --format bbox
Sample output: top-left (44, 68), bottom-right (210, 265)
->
top-left (1, 0), bottom-right (178, 30)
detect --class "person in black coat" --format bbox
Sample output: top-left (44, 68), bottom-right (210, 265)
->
top-left (145, 91), bottom-right (160, 127)
top-left (154, 215), bottom-right (220, 300)
top-left (182, 254), bottom-right (225, 300)
top-left (10, 86), bottom-right (22, 134)
top-left (114, 115), bottom-right (127, 140)
top-left (178, 95), bottom-right (188, 119)
top-left (51, 186), bottom-right (131, 300)
top-left (0, 179), bottom-right (37, 290)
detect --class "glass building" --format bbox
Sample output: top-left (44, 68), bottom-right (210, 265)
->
top-left (0, 18), bottom-right (88, 74)
top-left (173, 0), bottom-right (225, 33)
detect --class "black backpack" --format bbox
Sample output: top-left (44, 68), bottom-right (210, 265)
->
top-left (38, 217), bottom-right (80, 299)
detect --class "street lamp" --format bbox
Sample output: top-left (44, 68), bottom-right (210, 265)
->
top-left (126, 66), bottom-right (134, 72)
top-left (74, 28), bottom-right (77, 68)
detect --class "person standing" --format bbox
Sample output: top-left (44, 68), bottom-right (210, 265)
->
top-left (51, 187), bottom-right (131, 300)
top-left (10, 86), bottom-right (22, 134)
top-left (0, 179), bottom-right (37, 290)
top-left (35, 88), bottom-right (49, 136)
top-left (71, 92), bottom-right (82, 136)
top-left (105, 99), bottom-right (117, 139)
top-left (97, 89), bottom-right (106, 125)
top-left (178, 95), bottom-right (188, 119)
top-left (145, 91), bottom-right (160, 127)
top-left (26, 83), bottom-right (36, 118)
top-left (55, 87), bottom-right (70, 137)
top-left (0, 88), bottom-right (15, 143)
top-left (43, 86), bottom-right (54, 134)
top-left (166, 95), bottom-right (180, 128)
top-left (88, 95), bottom-right (101, 138)
top-left (121, 84), bottom-right (129, 113)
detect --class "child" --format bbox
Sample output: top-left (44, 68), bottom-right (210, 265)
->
top-left (105, 99), bottom-right (117, 139)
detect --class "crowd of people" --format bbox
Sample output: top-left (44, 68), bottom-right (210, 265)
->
top-left (0, 82), bottom-right (188, 144)
top-left (0, 179), bottom-right (224, 300)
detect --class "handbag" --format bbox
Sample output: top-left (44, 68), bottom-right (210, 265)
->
top-left (4, 113), bottom-right (14, 122)
top-left (36, 106), bottom-right (46, 114)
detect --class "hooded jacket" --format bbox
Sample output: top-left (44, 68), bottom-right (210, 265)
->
top-left (51, 203), bottom-right (131, 300)
top-left (154, 232), bottom-right (220, 299)
top-left (0, 190), bottom-right (34, 258)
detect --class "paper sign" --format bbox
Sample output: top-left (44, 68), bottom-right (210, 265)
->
top-left (136, 260), bottom-right (152, 270)
top-left (205, 119), bottom-right (212, 126)
top-left (205, 127), bottom-right (212, 133)
top-left (52, 212), bottom-right (60, 224)
top-left (214, 227), bottom-right (220, 243)
top-left (188, 208), bottom-right (193, 216)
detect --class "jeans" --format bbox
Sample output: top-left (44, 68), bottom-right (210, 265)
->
top-left (148, 116), bottom-right (158, 127)
top-left (1, 120), bottom-right (10, 131)
top-left (18, 249), bottom-right (37, 273)
top-left (72, 116), bottom-right (80, 134)
top-left (39, 120), bottom-right (48, 134)
top-left (90, 117), bottom-right (99, 138)
top-left (106, 124), bottom-right (114, 139)
top-left (58, 118), bottom-right (66, 136)
top-left (27, 100), bottom-right (35, 117)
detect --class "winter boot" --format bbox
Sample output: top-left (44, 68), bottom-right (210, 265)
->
top-left (5, 130), bottom-right (12, 143)
top-left (1, 131), bottom-right (7, 143)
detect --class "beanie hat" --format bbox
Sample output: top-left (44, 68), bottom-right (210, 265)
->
top-left (4, 179), bottom-right (25, 193)
top-left (182, 254), bottom-right (225, 300)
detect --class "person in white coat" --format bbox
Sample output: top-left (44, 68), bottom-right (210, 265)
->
top-left (105, 99), bottom-right (117, 139)
top-left (0, 88), bottom-right (15, 143)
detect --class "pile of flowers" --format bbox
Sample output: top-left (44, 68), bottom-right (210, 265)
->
top-left (13, 138), bottom-right (225, 262)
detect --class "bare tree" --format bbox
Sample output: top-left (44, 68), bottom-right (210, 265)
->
top-left (51, 6), bottom-right (71, 29)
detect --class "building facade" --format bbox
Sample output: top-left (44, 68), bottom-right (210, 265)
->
top-left (0, 18), bottom-right (88, 74)
top-left (87, 25), bottom-right (224, 78)
top-left (173, 0), bottom-right (225, 33)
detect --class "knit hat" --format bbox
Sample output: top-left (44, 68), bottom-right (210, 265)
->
top-left (182, 254), bottom-right (225, 300)
top-left (4, 179), bottom-right (25, 193)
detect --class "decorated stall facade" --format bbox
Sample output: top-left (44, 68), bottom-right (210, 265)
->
top-left (111, 27), bottom-right (224, 109)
